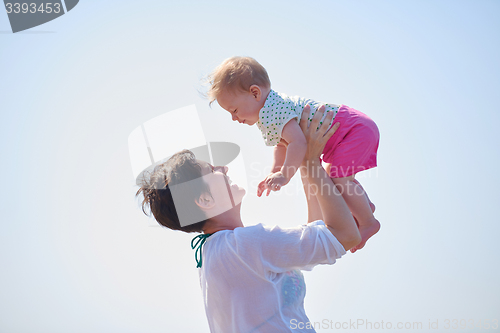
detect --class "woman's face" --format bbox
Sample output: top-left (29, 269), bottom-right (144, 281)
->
top-left (197, 160), bottom-right (246, 213)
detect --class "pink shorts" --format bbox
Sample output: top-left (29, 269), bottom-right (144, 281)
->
top-left (321, 105), bottom-right (380, 178)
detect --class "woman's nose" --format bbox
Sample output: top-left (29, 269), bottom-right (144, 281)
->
top-left (215, 165), bottom-right (228, 174)
top-left (231, 113), bottom-right (238, 121)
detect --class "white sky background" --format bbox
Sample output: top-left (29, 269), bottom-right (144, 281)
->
top-left (1, 1), bottom-right (499, 332)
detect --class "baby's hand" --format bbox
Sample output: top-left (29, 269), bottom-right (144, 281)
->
top-left (257, 171), bottom-right (290, 197)
top-left (266, 171), bottom-right (289, 188)
top-left (257, 180), bottom-right (271, 197)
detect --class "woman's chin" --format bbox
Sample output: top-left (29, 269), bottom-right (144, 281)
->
top-left (230, 184), bottom-right (246, 200)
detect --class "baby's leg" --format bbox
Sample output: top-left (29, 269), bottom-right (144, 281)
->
top-left (352, 179), bottom-right (376, 213)
top-left (325, 163), bottom-right (375, 214)
top-left (330, 173), bottom-right (380, 253)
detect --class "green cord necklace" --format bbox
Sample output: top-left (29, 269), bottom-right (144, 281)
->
top-left (191, 233), bottom-right (213, 268)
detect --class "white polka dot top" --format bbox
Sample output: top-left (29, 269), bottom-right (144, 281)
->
top-left (256, 89), bottom-right (341, 146)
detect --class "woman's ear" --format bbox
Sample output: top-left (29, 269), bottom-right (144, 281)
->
top-left (195, 192), bottom-right (215, 210)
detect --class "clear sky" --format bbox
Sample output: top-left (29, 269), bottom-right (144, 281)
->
top-left (1, 1), bottom-right (499, 332)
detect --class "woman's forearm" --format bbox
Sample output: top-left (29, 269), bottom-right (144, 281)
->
top-left (300, 166), bottom-right (323, 223)
top-left (303, 158), bottom-right (360, 250)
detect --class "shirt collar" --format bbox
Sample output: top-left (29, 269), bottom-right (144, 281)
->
top-left (258, 89), bottom-right (277, 125)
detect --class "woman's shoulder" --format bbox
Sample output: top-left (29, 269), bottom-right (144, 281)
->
top-left (233, 222), bottom-right (327, 238)
top-left (211, 221), bottom-right (329, 246)
top-left (216, 224), bottom-right (279, 243)
top-left (206, 224), bottom-right (267, 243)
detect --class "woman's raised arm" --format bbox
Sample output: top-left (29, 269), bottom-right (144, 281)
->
top-left (299, 105), bottom-right (361, 251)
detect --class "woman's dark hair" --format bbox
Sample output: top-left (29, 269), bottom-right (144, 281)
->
top-left (135, 150), bottom-right (211, 233)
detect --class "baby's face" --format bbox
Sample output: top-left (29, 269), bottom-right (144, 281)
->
top-left (217, 88), bottom-right (263, 126)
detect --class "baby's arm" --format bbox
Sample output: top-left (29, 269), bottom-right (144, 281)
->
top-left (280, 120), bottom-right (307, 180)
top-left (257, 120), bottom-right (307, 196)
top-left (258, 140), bottom-right (287, 197)
top-left (270, 140), bottom-right (287, 173)
top-left (264, 120), bottom-right (306, 189)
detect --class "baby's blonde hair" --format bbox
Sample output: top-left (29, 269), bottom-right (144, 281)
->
top-left (206, 56), bottom-right (271, 106)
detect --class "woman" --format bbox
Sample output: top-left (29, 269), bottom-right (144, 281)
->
top-left (136, 106), bottom-right (361, 332)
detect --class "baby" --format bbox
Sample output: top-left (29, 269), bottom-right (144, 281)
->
top-left (206, 56), bottom-right (380, 253)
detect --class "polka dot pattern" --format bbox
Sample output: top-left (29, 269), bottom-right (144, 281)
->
top-left (256, 90), bottom-right (341, 146)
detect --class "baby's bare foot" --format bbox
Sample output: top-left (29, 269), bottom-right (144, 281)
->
top-left (350, 218), bottom-right (380, 253)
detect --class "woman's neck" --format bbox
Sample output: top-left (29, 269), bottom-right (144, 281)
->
top-left (202, 206), bottom-right (244, 234)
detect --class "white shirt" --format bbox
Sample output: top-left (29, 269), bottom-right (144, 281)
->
top-left (199, 220), bottom-right (346, 333)
top-left (256, 89), bottom-right (341, 146)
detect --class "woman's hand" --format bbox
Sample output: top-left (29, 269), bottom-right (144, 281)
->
top-left (299, 104), bottom-right (340, 162)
